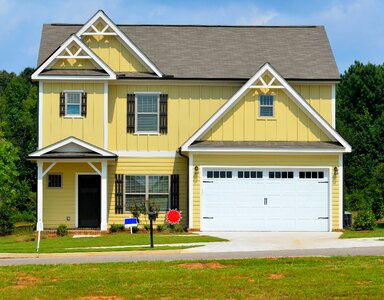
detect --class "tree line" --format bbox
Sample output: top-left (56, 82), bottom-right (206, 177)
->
top-left (0, 61), bottom-right (383, 234)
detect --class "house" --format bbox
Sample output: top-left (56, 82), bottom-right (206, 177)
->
top-left (29, 10), bottom-right (351, 232)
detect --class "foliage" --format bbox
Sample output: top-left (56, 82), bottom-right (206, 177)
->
top-left (0, 203), bottom-right (15, 236)
top-left (109, 223), bottom-right (125, 233)
top-left (337, 62), bottom-right (384, 218)
top-left (157, 224), bottom-right (166, 232)
top-left (168, 224), bottom-right (185, 233)
top-left (131, 226), bottom-right (139, 233)
top-left (352, 210), bottom-right (376, 231)
top-left (128, 198), bottom-right (160, 225)
top-left (56, 224), bottom-right (68, 237)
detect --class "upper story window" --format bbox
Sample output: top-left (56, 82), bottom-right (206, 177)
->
top-left (59, 91), bottom-right (87, 117)
top-left (127, 93), bottom-right (168, 134)
top-left (136, 93), bottom-right (159, 133)
top-left (259, 94), bottom-right (274, 117)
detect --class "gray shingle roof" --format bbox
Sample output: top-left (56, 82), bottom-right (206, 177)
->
top-left (37, 24), bottom-right (340, 80)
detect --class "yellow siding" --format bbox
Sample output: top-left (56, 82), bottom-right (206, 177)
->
top-left (51, 59), bottom-right (96, 70)
top-left (83, 36), bottom-right (148, 73)
top-left (43, 162), bottom-right (99, 228)
top-left (42, 82), bottom-right (104, 148)
top-left (107, 157), bottom-right (188, 227)
top-left (292, 85), bottom-right (333, 125)
top-left (203, 88), bottom-right (330, 142)
top-left (192, 154), bottom-right (340, 230)
top-left (108, 84), bottom-right (238, 151)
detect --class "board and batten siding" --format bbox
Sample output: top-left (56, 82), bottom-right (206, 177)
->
top-left (202, 86), bottom-right (331, 142)
top-left (107, 157), bottom-right (188, 227)
top-left (42, 82), bottom-right (105, 148)
top-left (192, 154), bottom-right (341, 230)
top-left (43, 162), bottom-right (100, 228)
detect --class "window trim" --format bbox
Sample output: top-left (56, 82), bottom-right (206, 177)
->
top-left (64, 90), bottom-right (83, 117)
top-left (134, 92), bottom-right (161, 134)
top-left (124, 174), bottom-right (170, 213)
top-left (47, 173), bottom-right (63, 189)
top-left (259, 94), bottom-right (275, 118)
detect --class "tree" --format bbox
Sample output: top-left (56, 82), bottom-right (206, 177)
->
top-left (337, 61), bottom-right (384, 219)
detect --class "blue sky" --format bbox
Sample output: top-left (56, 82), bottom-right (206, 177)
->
top-left (0, 0), bottom-right (383, 74)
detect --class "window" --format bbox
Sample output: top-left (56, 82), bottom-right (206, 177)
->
top-left (299, 171), bottom-right (324, 179)
top-left (269, 171), bottom-right (294, 179)
top-left (259, 94), bottom-right (274, 117)
top-left (48, 174), bottom-right (62, 188)
top-left (125, 175), bottom-right (169, 212)
top-left (136, 93), bottom-right (159, 132)
top-left (207, 171), bottom-right (232, 178)
top-left (65, 92), bottom-right (82, 116)
top-left (238, 171), bottom-right (263, 179)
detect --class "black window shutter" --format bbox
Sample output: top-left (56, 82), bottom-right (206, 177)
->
top-left (81, 92), bottom-right (87, 117)
top-left (170, 174), bottom-right (179, 209)
top-left (59, 92), bottom-right (65, 116)
top-left (127, 94), bottom-right (135, 133)
top-left (159, 94), bottom-right (168, 134)
top-left (115, 174), bottom-right (124, 214)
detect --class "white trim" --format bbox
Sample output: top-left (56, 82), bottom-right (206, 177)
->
top-left (42, 162), bottom-right (56, 177)
top-left (76, 10), bottom-right (163, 77)
top-left (87, 162), bottom-right (102, 176)
top-left (199, 165), bottom-right (332, 232)
top-left (339, 154), bottom-right (343, 229)
top-left (31, 34), bottom-right (116, 81)
top-left (331, 84), bottom-right (336, 128)
top-left (37, 162), bottom-right (43, 231)
top-left (38, 81), bottom-right (43, 149)
top-left (134, 93), bottom-right (160, 134)
top-left (29, 136), bottom-right (116, 158)
top-left (180, 63), bottom-right (351, 153)
top-left (189, 154), bottom-right (194, 229)
top-left (329, 166), bottom-right (333, 232)
top-left (33, 76), bottom-right (113, 81)
top-left (112, 151), bottom-right (178, 157)
top-left (187, 147), bottom-right (347, 154)
top-left (104, 82), bottom-right (108, 149)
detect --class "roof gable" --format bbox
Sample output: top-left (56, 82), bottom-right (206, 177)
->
top-left (181, 63), bottom-right (351, 152)
top-left (76, 10), bottom-right (163, 77)
top-left (31, 35), bottom-right (116, 80)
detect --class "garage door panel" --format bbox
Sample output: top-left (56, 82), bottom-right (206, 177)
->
top-left (201, 168), bottom-right (329, 232)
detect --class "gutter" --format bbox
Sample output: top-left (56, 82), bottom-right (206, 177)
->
top-left (177, 147), bottom-right (189, 229)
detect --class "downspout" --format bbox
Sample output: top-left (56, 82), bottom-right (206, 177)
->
top-left (177, 147), bottom-right (189, 229)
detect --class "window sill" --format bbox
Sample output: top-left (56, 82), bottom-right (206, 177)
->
top-left (63, 116), bottom-right (83, 119)
top-left (257, 117), bottom-right (276, 121)
top-left (134, 132), bottom-right (161, 135)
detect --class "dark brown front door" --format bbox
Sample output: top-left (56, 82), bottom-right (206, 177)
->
top-left (78, 175), bottom-right (101, 228)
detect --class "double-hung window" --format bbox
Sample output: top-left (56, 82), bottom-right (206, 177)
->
top-left (65, 91), bottom-right (82, 116)
top-left (259, 94), bottom-right (274, 117)
top-left (125, 175), bottom-right (169, 212)
top-left (136, 93), bottom-right (160, 133)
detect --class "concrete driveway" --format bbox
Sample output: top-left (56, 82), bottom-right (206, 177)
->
top-left (190, 232), bottom-right (384, 253)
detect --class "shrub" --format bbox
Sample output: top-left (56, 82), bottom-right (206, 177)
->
top-left (56, 224), bottom-right (68, 236)
top-left (109, 223), bottom-right (125, 233)
top-left (131, 226), bottom-right (139, 233)
top-left (353, 210), bottom-right (376, 231)
top-left (0, 203), bottom-right (15, 236)
top-left (143, 224), bottom-right (150, 231)
top-left (157, 224), bottom-right (166, 232)
top-left (169, 224), bottom-right (185, 233)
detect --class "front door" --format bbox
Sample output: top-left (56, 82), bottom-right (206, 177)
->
top-left (78, 175), bottom-right (101, 228)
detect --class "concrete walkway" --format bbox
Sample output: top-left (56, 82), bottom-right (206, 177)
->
top-left (190, 232), bottom-right (384, 252)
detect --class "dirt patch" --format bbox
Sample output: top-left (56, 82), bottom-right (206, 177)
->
top-left (12, 275), bottom-right (40, 289)
top-left (268, 273), bottom-right (284, 280)
top-left (264, 257), bottom-right (279, 261)
top-left (80, 297), bottom-right (123, 300)
top-left (179, 262), bottom-right (226, 269)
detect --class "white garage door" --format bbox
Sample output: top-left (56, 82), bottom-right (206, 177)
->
top-left (201, 168), bottom-right (329, 231)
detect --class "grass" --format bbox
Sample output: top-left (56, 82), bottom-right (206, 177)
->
top-left (340, 223), bottom-right (384, 238)
top-left (0, 257), bottom-right (383, 299)
top-left (0, 232), bottom-right (225, 253)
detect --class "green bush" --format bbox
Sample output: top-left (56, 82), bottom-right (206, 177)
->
top-left (157, 224), bottom-right (166, 232)
top-left (131, 226), bottom-right (139, 233)
top-left (143, 224), bottom-right (150, 231)
top-left (353, 210), bottom-right (376, 231)
top-left (0, 203), bottom-right (15, 236)
top-left (56, 224), bottom-right (68, 236)
top-left (109, 223), bottom-right (125, 233)
top-left (169, 224), bottom-right (185, 233)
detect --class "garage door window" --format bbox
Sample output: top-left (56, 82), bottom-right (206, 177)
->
top-left (269, 171), bottom-right (294, 179)
top-left (299, 171), bottom-right (324, 179)
top-left (238, 171), bottom-right (263, 178)
top-left (207, 171), bottom-right (232, 178)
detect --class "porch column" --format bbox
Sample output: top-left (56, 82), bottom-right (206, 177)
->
top-left (37, 162), bottom-right (44, 231)
top-left (100, 161), bottom-right (108, 231)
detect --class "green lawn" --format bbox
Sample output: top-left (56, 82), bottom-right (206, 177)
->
top-left (0, 233), bottom-right (225, 253)
top-left (340, 223), bottom-right (384, 238)
top-left (0, 257), bottom-right (383, 299)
